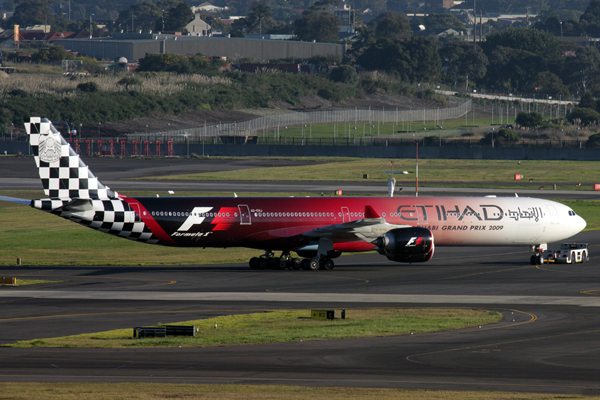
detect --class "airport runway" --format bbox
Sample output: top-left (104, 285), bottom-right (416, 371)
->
top-left (1, 231), bottom-right (600, 394)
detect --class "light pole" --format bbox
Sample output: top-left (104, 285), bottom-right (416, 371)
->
top-left (90, 14), bottom-right (94, 39)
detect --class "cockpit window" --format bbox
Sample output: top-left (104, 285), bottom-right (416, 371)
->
top-left (568, 210), bottom-right (576, 216)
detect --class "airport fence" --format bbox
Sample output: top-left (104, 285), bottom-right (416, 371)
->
top-left (125, 100), bottom-right (473, 143)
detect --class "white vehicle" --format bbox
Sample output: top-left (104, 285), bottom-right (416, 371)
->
top-left (538, 243), bottom-right (589, 264)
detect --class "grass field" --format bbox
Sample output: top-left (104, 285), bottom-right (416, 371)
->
top-left (0, 383), bottom-right (593, 400)
top-left (251, 111), bottom-right (509, 142)
top-left (7, 308), bottom-right (502, 348)
top-left (154, 158), bottom-right (600, 187)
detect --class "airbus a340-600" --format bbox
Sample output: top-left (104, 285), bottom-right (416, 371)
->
top-left (0, 118), bottom-right (587, 270)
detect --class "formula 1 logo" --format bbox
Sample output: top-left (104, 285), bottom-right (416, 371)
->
top-left (405, 237), bottom-right (424, 247)
top-left (177, 207), bottom-right (213, 231)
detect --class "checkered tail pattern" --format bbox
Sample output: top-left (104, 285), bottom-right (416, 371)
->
top-left (25, 117), bottom-right (160, 245)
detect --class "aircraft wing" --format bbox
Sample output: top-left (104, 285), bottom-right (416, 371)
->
top-left (0, 195), bottom-right (31, 205)
top-left (303, 218), bottom-right (411, 243)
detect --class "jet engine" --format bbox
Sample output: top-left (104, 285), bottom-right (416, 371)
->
top-left (374, 227), bottom-right (434, 263)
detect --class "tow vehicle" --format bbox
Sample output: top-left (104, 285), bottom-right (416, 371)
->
top-left (536, 243), bottom-right (589, 264)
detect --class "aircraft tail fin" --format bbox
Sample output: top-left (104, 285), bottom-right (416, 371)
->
top-left (25, 117), bottom-right (118, 200)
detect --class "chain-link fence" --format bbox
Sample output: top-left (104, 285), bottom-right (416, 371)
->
top-left (126, 100), bottom-right (473, 143)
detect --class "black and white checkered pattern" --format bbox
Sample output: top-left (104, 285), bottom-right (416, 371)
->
top-left (26, 118), bottom-right (159, 245)
top-left (25, 117), bottom-right (117, 200)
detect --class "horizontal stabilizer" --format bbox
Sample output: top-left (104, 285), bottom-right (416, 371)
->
top-left (0, 195), bottom-right (31, 205)
top-left (55, 198), bottom-right (94, 212)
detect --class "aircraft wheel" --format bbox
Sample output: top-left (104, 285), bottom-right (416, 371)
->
top-left (534, 254), bottom-right (544, 265)
top-left (301, 258), bottom-right (311, 270)
top-left (308, 258), bottom-right (320, 271)
top-left (249, 257), bottom-right (259, 269)
top-left (322, 258), bottom-right (334, 270)
top-left (530, 255), bottom-right (537, 265)
top-left (258, 258), bottom-right (268, 269)
top-left (278, 258), bottom-right (288, 270)
top-left (292, 258), bottom-right (302, 270)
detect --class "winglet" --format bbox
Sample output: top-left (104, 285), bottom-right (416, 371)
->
top-left (364, 205), bottom-right (381, 218)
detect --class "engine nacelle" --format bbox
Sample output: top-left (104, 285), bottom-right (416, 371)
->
top-left (374, 227), bottom-right (434, 263)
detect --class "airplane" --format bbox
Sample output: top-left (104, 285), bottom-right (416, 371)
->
top-left (0, 117), bottom-right (587, 270)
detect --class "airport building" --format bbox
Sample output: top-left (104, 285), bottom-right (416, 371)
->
top-left (53, 34), bottom-right (347, 62)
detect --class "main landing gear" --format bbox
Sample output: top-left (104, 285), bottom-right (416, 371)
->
top-left (249, 251), bottom-right (334, 271)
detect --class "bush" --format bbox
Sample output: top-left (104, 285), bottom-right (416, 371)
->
top-left (481, 128), bottom-right (519, 146)
top-left (567, 107), bottom-right (600, 126)
top-left (76, 82), bottom-right (99, 92)
top-left (329, 65), bottom-right (358, 84)
top-left (587, 132), bottom-right (600, 148)
top-left (516, 111), bottom-right (544, 128)
top-left (117, 77), bottom-right (142, 89)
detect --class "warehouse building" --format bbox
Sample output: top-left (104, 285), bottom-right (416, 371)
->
top-left (53, 34), bottom-right (346, 62)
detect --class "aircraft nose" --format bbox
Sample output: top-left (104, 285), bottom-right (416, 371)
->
top-left (577, 215), bottom-right (587, 233)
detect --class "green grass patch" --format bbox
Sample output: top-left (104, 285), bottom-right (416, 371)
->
top-left (253, 112), bottom-right (508, 143)
top-left (7, 308), bottom-right (502, 348)
top-left (154, 158), bottom-right (600, 186)
top-left (13, 279), bottom-right (64, 286)
top-left (0, 382), bottom-right (589, 400)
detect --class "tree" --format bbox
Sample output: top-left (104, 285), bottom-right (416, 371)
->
top-left (370, 12), bottom-right (410, 40)
top-left (482, 27), bottom-right (558, 56)
top-left (565, 46), bottom-right (600, 94)
top-left (579, 91), bottom-right (596, 110)
top-left (245, 2), bottom-right (273, 34)
top-left (356, 36), bottom-right (441, 82)
top-left (164, 2), bottom-right (193, 32)
top-left (516, 111), bottom-right (544, 128)
top-left (6, 0), bottom-right (54, 28)
top-left (411, 13), bottom-right (466, 32)
top-left (293, 11), bottom-right (339, 43)
top-left (526, 71), bottom-right (570, 98)
top-left (31, 46), bottom-right (75, 63)
top-left (439, 41), bottom-right (488, 90)
top-left (579, 0), bottom-right (600, 36)
top-left (117, 1), bottom-right (162, 32)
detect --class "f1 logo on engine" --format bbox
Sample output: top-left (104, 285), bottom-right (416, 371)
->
top-left (405, 237), bottom-right (423, 247)
top-left (178, 207), bottom-right (213, 231)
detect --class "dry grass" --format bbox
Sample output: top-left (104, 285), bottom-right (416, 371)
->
top-left (0, 383), bottom-right (595, 400)
top-left (0, 72), bottom-right (231, 97)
